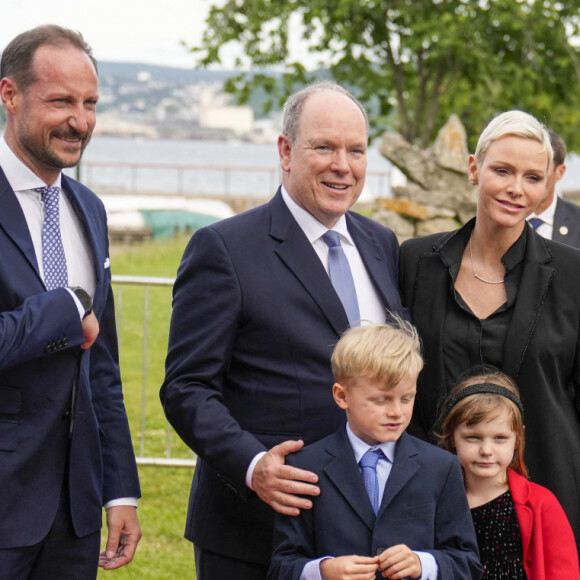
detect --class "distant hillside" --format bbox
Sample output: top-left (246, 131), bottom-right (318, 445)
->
top-left (98, 61), bottom-right (238, 83)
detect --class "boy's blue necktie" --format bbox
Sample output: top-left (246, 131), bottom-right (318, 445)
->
top-left (360, 448), bottom-right (382, 514)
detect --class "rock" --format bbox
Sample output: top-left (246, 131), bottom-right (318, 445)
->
top-left (372, 210), bottom-right (416, 242)
top-left (376, 115), bottom-right (478, 243)
top-left (433, 114), bottom-right (469, 174)
top-left (416, 217), bottom-right (459, 237)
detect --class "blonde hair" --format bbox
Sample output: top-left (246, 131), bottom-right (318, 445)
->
top-left (474, 110), bottom-right (552, 169)
top-left (331, 317), bottom-right (423, 388)
top-left (438, 366), bottom-right (528, 478)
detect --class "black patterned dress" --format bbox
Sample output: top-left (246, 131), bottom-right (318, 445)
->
top-left (471, 490), bottom-right (527, 579)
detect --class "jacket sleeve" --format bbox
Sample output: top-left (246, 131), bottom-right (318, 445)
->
top-left (0, 288), bottom-right (85, 373)
top-left (525, 484), bottom-right (580, 578)
top-left (160, 226), bottom-right (267, 493)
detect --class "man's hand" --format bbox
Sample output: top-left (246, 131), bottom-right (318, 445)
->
top-left (320, 555), bottom-right (379, 579)
top-left (98, 505), bottom-right (142, 570)
top-left (378, 545), bottom-right (422, 579)
top-left (80, 312), bottom-right (99, 349)
top-left (252, 439), bottom-right (320, 515)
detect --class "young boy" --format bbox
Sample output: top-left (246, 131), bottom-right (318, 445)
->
top-left (268, 320), bottom-right (481, 580)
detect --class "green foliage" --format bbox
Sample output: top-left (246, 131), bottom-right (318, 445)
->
top-left (191, 0), bottom-right (580, 151)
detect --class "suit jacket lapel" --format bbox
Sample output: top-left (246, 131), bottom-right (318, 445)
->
top-left (502, 231), bottom-right (554, 379)
top-left (323, 427), bottom-right (377, 530)
top-left (269, 191), bottom-right (349, 335)
top-left (61, 176), bottom-right (103, 281)
top-left (379, 432), bottom-right (419, 514)
top-left (347, 215), bottom-right (400, 313)
top-left (0, 167), bottom-right (43, 282)
top-left (410, 242), bottom-right (452, 391)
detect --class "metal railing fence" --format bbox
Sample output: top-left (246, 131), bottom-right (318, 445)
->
top-left (112, 274), bottom-right (196, 467)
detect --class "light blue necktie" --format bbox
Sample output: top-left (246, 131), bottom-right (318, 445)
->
top-left (37, 186), bottom-right (68, 290)
top-left (360, 448), bottom-right (382, 514)
top-left (322, 230), bottom-right (360, 326)
top-left (529, 217), bottom-right (544, 230)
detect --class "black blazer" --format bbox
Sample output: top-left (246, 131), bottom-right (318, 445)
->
top-left (399, 219), bottom-right (580, 548)
top-left (268, 426), bottom-right (481, 580)
top-left (0, 168), bottom-right (140, 548)
top-left (161, 189), bottom-right (404, 564)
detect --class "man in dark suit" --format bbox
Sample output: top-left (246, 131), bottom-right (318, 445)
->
top-left (161, 81), bottom-right (405, 579)
top-left (528, 130), bottom-right (580, 248)
top-left (0, 25), bottom-right (141, 579)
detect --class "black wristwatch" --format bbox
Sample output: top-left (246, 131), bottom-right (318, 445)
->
top-left (70, 286), bottom-right (93, 319)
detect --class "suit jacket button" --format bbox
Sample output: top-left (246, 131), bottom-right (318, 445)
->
top-left (63, 338), bottom-right (69, 346)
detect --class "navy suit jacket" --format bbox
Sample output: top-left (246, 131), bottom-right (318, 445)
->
top-left (268, 427), bottom-right (481, 580)
top-left (161, 189), bottom-right (405, 564)
top-left (552, 197), bottom-right (580, 249)
top-left (0, 168), bottom-right (140, 548)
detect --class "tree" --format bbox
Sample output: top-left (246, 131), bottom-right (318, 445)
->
top-left (191, 0), bottom-right (580, 151)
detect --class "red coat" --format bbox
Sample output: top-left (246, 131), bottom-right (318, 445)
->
top-left (509, 469), bottom-right (580, 579)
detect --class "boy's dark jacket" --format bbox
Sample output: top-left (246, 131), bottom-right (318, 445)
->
top-left (268, 425), bottom-right (482, 580)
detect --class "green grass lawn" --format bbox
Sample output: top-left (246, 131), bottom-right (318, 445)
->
top-left (97, 235), bottom-right (197, 579)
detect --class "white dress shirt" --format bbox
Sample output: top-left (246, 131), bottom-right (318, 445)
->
top-left (281, 186), bottom-right (387, 326)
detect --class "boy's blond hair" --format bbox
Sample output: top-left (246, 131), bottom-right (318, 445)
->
top-left (331, 317), bottom-right (423, 387)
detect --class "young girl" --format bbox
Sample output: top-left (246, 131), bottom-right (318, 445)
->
top-left (439, 366), bottom-right (579, 579)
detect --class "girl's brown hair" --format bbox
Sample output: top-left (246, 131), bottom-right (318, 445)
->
top-left (438, 365), bottom-right (528, 478)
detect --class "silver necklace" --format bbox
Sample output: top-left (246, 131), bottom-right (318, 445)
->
top-left (469, 237), bottom-right (505, 285)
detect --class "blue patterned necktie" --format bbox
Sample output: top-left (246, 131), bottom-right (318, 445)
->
top-left (37, 186), bottom-right (68, 290)
top-left (529, 217), bottom-right (544, 230)
top-left (322, 230), bottom-right (360, 326)
top-left (360, 448), bottom-right (382, 514)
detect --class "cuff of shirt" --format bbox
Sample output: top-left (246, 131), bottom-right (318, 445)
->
top-left (105, 497), bottom-right (139, 510)
top-left (416, 551), bottom-right (438, 580)
top-left (245, 451), bottom-right (267, 490)
top-left (65, 288), bottom-right (86, 320)
top-left (300, 557), bottom-right (332, 580)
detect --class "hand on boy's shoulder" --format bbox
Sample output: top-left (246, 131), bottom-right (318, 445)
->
top-left (320, 554), bottom-right (379, 580)
top-left (378, 545), bottom-right (422, 579)
top-left (252, 439), bottom-right (320, 516)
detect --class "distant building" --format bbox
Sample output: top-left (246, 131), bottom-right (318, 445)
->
top-left (198, 87), bottom-right (254, 136)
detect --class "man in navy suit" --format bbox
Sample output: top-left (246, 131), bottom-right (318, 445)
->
top-left (268, 322), bottom-right (480, 580)
top-left (161, 82), bottom-right (405, 579)
top-left (0, 25), bottom-right (141, 579)
top-left (528, 130), bottom-right (580, 248)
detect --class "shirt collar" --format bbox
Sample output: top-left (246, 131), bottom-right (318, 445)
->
top-left (280, 185), bottom-right (353, 246)
top-left (0, 136), bottom-right (62, 192)
top-left (346, 422), bottom-right (396, 464)
top-left (440, 217), bottom-right (527, 276)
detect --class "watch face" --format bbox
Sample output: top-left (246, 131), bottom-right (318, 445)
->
top-left (73, 287), bottom-right (92, 313)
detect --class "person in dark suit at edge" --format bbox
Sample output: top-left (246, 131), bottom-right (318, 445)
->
top-left (0, 25), bottom-right (141, 579)
top-left (527, 130), bottom-right (580, 248)
top-left (161, 81), bottom-right (405, 579)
